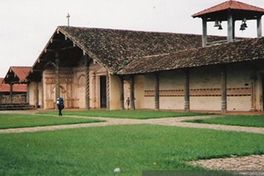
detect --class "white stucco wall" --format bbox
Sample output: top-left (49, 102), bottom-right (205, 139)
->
top-left (144, 70), bottom-right (185, 110)
top-left (143, 64), bottom-right (254, 111)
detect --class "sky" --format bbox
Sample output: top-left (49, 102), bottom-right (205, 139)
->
top-left (0, 0), bottom-right (263, 77)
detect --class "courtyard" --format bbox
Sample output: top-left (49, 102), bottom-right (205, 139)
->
top-left (0, 110), bottom-right (263, 175)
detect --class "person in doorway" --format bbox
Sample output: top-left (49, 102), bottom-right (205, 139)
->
top-left (126, 97), bottom-right (130, 110)
top-left (56, 97), bottom-right (64, 116)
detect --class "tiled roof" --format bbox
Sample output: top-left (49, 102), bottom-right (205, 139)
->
top-left (192, 0), bottom-right (264, 18)
top-left (4, 66), bottom-right (31, 84)
top-left (57, 26), bottom-right (225, 73)
top-left (118, 37), bottom-right (264, 74)
top-left (11, 66), bottom-right (31, 81)
top-left (0, 78), bottom-right (27, 93)
top-left (28, 26), bottom-right (263, 78)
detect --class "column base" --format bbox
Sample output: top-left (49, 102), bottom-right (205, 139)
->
top-left (249, 108), bottom-right (258, 112)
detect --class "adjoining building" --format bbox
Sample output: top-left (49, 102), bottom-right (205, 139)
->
top-left (0, 78), bottom-right (27, 104)
top-left (0, 66), bottom-right (32, 110)
top-left (2, 66), bottom-right (31, 104)
top-left (11, 1), bottom-right (264, 113)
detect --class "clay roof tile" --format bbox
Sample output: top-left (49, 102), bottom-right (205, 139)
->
top-left (192, 0), bottom-right (264, 18)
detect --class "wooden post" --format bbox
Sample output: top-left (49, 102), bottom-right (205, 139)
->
top-left (257, 16), bottom-right (262, 38)
top-left (106, 72), bottom-right (110, 110)
top-left (85, 56), bottom-right (90, 110)
top-left (202, 17), bottom-right (207, 47)
top-left (184, 69), bottom-right (190, 112)
top-left (154, 72), bottom-right (160, 110)
top-left (130, 75), bottom-right (135, 110)
top-left (26, 83), bottom-right (30, 104)
top-left (227, 14), bottom-right (234, 43)
top-left (92, 72), bottom-right (96, 108)
top-left (10, 83), bottom-right (13, 103)
top-left (250, 71), bottom-right (257, 111)
top-left (55, 52), bottom-right (60, 100)
top-left (120, 76), bottom-right (124, 110)
top-left (35, 82), bottom-right (39, 108)
top-left (221, 65), bottom-right (227, 114)
top-left (42, 79), bottom-right (44, 109)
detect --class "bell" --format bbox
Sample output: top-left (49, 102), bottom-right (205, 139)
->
top-left (240, 23), bottom-right (246, 31)
top-left (214, 20), bottom-right (220, 27)
top-left (218, 24), bottom-right (223, 30)
top-left (243, 22), bottom-right (248, 28)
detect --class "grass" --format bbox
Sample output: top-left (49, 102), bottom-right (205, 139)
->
top-left (38, 110), bottom-right (207, 119)
top-left (0, 114), bottom-right (103, 129)
top-left (0, 125), bottom-right (263, 175)
top-left (185, 115), bottom-right (264, 127)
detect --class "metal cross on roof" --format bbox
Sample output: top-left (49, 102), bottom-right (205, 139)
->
top-left (66, 13), bottom-right (70, 27)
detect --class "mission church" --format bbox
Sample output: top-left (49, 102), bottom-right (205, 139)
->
top-left (5, 0), bottom-right (264, 113)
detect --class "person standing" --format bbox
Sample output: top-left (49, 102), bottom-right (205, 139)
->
top-left (126, 97), bottom-right (130, 110)
top-left (56, 97), bottom-right (64, 116)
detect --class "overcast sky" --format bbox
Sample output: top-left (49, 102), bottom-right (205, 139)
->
top-left (0, 0), bottom-right (263, 77)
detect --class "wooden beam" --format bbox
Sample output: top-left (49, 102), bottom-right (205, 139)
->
top-left (44, 48), bottom-right (55, 53)
top-left (31, 68), bottom-right (42, 73)
top-left (50, 39), bottom-right (64, 43)
top-left (59, 46), bottom-right (76, 51)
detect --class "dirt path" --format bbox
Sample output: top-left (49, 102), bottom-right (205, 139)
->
top-left (0, 114), bottom-right (263, 134)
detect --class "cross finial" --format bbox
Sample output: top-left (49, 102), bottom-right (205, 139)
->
top-left (66, 13), bottom-right (70, 27)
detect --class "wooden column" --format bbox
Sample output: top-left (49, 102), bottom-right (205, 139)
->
top-left (130, 75), bottom-right (135, 110)
top-left (232, 20), bottom-right (236, 40)
top-left (85, 56), bottom-right (90, 110)
top-left (92, 72), bottom-right (96, 108)
top-left (26, 83), bottom-right (30, 104)
top-left (106, 72), bottom-right (110, 110)
top-left (250, 72), bottom-right (257, 111)
top-left (120, 76), bottom-right (124, 110)
top-left (55, 52), bottom-right (60, 100)
top-left (257, 16), bottom-right (262, 38)
top-left (184, 69), bottom-right (190, 112)
top-left (35, 82), bottom-right (39, 108)
top-left (227, 14), bottom-right (234, 43)
top-left (221, 65), bottom-right (227, 114)
top-left (202, 17), bottom-right (207, 47)
top-left (9, 83), bottom-right (13, 103)
top-left (42, 78), bottom-right (44, 109)
top-left (154, 73), bottom-right (160, 110)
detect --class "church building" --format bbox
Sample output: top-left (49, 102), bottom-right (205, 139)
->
top-left (25, 0), bottom-right (264, 113)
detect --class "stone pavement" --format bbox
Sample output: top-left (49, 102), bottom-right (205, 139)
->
top-left (0, 111), bottom-right (264, 173)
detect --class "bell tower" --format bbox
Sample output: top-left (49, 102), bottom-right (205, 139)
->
top-left (192, 0), bottom-right (264, 47)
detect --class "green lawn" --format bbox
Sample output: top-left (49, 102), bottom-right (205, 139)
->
top-left (0, 114), bottom-right (103, 129)
top-left (0, 125), bottom-right (263, 175)
top-left (185, 115), bottom-right (264, 127)
top-left (38, 110), bottom-right (207, 119)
